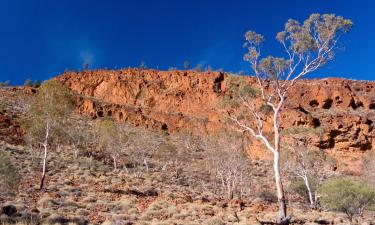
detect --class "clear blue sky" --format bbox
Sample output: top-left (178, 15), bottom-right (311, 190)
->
top-left (0, 0), bottom-right (374, 85)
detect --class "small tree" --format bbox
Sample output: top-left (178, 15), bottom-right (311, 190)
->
top-left (0, 151), bottom-right (20, 199)
top-left (282, 137), bottom-right (335, 209)
top-left (208, 137), bottom-right (251, 200)
top-left (195, 64), bottom-right (202, 72)
top-left (33, 80), bottom-right (41, 88)
top-left (183, 61), bottom-right (190, 70)
top-left (139, 61), bottom-right (147, 69)
top-left (0, 80), bottom-right (10, 87)
top-left (24, 79), bottom-right (33, 87)
top-left (227, 14), bottom-right (352, 223)
top-left (319, 179), bottom-right (375, 223)
top-left (96, 118), bottom-right (129, 172)
top-left (22, 80), bottom-right (74, 190)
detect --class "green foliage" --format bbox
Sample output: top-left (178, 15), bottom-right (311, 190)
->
top-left (33, 80), bottom-right (41, 88)
top-left (290, 177), bottom-right (317, 201)
top-left (238, 84), bottom-right (257, 98)
top-left (24, 79), bottom-right (33, 87)
top-left (258, 56), bottom-right (290, 79)
top-left (260, 104), bottom-right (273, 115)
top-left (96, 118), bottom-right (128, 167)
top-left (183, 61), bottom-right (190, 69)
top-left (244, 14), bottom-right (352, 82)
top-left (277, 14), bottom-right (353, 54)
top-left (31, 80), bottom-right (74, 120)
top-left (281, 126), bottom-right (321, 136)
top-left (139, 61), bottom-right (147, 69)
top-left (24, 79), bottom-right (41, 88)
top-left (318, 179), bottom-right (375, 221)
top-left (219, 95), bottom-right (239, 108)
top-left (0, 80), bottom-right (10, 87)
top-left (220, 74), bottom-right (258, 108)
top-left (21, 80), bottom-right (74, 145)
top-left (0, 151), bottom-right (20, 197)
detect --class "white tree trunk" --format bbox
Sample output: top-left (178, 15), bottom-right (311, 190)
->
top-left (112, 156), bottom-right (117, 172)
top-left (273, 104), bottom-right (288, 223)
top-left (73, 147), bottom-right (79, 159)
top-left (303, 175), bottom-right (315, 209)
top-left (273, 150), bottom-right (287, 223)
top-left (143, 159), bottom-right (149, 172)
top-left (40, 122), bottom-right (50, 190)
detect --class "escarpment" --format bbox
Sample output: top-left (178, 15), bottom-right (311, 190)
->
top-left (56, 69), bottom-right (375, 158)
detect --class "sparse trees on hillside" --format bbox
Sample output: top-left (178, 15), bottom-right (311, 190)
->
top-left (282, 137), bottom-right (335, 209)
top-left (22, 80), bottom-right (74, 190)
top-left (226, 14), bottom-right (352, 223)
top-left (96, 118), bottom-right (130, 172)
top-left (208, 134), bottom-right (251, 200)
top-left (24, 79), bottom-right (41, 88)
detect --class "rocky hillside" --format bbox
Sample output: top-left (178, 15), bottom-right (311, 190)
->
top-left (1, 69), bottom-right (375, 224)
top-left (56, 69), bottom-right (375, 158)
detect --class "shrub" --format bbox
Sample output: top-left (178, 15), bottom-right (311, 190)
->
top-left (290, 177), bottom-right (317, 201)
top-left (318, 178), bottom-right (375, 222)
top-left (33, 80), bottom-right (41, 88)
top-left (260, 104), bottom-right (273, 115)
top-left (24, 79), bottom-right (33, 87)
top-left (203, 217), bottom-right (224, 225)
top-left (183, 61), bottom-right (190, 69)
top-left (0, 151), bottom-right (20, 197)
top-left (259, 189), bottom-right (277, 203)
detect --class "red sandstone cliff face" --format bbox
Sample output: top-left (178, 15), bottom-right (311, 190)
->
top-left (0, 87), bottom-right (31, 144)
top-left (56, 69), bottom-right (375, 167)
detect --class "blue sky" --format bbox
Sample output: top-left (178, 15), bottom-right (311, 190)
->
top-left (0, 0), bottom-right (374, 85)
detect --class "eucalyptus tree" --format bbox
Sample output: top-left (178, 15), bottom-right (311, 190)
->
top-left (227, 14), bottom-right (352, 223)
top-left (22, 80), bottom-right (74, 190)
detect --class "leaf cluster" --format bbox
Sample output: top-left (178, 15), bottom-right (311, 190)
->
top-left (21, 80), bottom-right (74, 146)
top-left (319, 178), bottom-right (375, 221)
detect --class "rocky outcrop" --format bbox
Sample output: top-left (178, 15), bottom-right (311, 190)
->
top-left (0, 88), bottom-right (29, 145)
top-left (56, 69), bottom-right (375, 156)
top-left (0, 110), bottom-right (23, 144)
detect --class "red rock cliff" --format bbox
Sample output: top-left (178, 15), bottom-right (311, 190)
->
top-left (56, 69), bottom-right (375, 166)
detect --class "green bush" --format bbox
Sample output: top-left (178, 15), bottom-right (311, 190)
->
top-left (318, 178), bottom-right (375, 222)
top-left (290, 178), bottom-right (317, 202)
top-left (24, 79), bottom-right (33, 87)
top-left (260, 104), bottom-right (273, 115)
top-left (0, 151), bottom-right (20, 197)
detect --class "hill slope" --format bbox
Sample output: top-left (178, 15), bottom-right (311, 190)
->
top-left (56, 69), bottom-right (375, 171)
